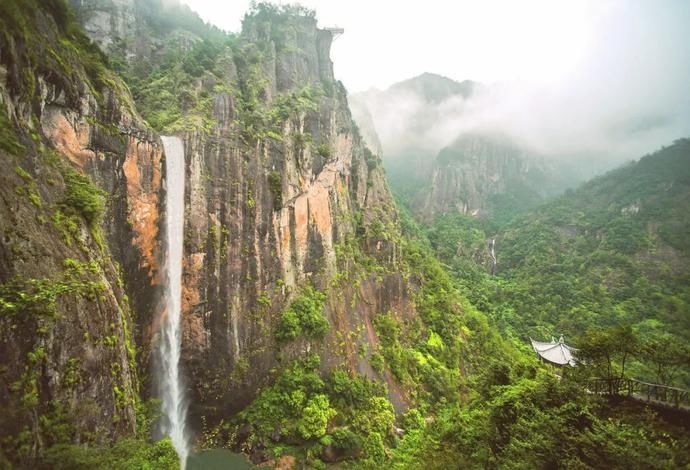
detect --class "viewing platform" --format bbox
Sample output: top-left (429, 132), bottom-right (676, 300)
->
top-left (323, 26), bottom-right (344, 40)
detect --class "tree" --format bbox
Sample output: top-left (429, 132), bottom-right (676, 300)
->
top-left (578, 325), bottom-right (639, 392)
top-left (640, 332), bottom-right (690, 386)
top-left (298, 394), bottom-right (336, 440)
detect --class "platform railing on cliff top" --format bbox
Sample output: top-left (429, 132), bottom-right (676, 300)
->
top-left (589, 377), bottom-right (690, 409)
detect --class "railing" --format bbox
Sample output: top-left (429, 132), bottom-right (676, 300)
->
top-left (589, 378), bottom-right (690, 409)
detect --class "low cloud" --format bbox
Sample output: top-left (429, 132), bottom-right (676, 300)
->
top-left (352, 0), bottom-right (690, 171)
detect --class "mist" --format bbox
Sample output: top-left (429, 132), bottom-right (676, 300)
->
top-left (351, 0), bottom-right (690, 170)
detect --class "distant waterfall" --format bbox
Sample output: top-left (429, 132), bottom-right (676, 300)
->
top-left (159, 136), bottom-right (189, 467)
top-left (488, 237), bottom-right (497, 275)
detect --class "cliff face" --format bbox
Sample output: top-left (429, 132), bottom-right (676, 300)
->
top-left (0, 1), bottom-right (164, 462)
top-left (178, 12), bottom-right (413, 423)
top-left (1, 1), bottom-right (440, 460)
top-left (68, 1), bottom-right (417, 429)
top-left (419, 133), bottom-right (554, 220)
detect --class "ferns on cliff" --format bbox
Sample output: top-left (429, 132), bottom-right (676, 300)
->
top-left (0, 0), bottom-right (115, 107)
top-left (59, 167), bottom-right (106, 228)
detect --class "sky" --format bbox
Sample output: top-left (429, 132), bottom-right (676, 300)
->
top-left (180, 0), bottom-right (690, 165)
top-left (180, 0), bottom-right (689, 91)
top-left (181, 0), bottom-right (605, 91)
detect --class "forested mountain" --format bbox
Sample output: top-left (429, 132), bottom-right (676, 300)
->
top-left (0, 1), bottom-right (689, 469)
top-left (417, 132), bottom-right (567, 223)
top-left (425, 139), bottom-right (690, 387)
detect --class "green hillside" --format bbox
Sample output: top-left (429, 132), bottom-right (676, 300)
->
top-left (425, 139), bottom-right (690, 387)
top-left (2, 0), bottom-right (689, 467)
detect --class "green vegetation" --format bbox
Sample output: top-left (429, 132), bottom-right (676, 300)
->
top-left (0, 107), bottom-right (26, 156)
top-left (14, 165), bottom-right (43, 208)
top-left (275, 286), bottom-right (329, 343)
top-left (374, 140), bottom-right (690, 467)
top-left (0, 0), bottom-right (121, 109)
top-left (31, 400), bottom-right (179, 469)
top-left (121, 1), bottom-right (325, 142)
top-left (390, 368), bottom-right (690, 468)
top-left (268, 171), bottom-right (283, 208)
top-left (316, 143), bottom-right (333, 159)
top-left (40, 438), bottom-right (178, 470)
top-left (420, 140), bottom-right (690, 388)
top-left (59, 167), bottom-right (106, 228)
top-left (126, 38), bottom-right (234, 133)
top-left (225, 355), bottom-right (395, 466)
top-left (0, 259), bottom-right (105, 320)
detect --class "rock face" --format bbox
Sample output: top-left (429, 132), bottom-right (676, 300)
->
top-left (175, 13), bottom-right (413, 426)
top-left (418, 133), bottom-right (555, 220)
top-left (66, 1), bottom-right (416, 432)
top-left (0, 1), bottom-right (163, 463)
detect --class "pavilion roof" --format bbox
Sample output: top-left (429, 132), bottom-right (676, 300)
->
top-left (530, 335), bottom-right (577, 366)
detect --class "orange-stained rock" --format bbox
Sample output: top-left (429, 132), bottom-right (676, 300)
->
top-left (182, 252), bottom-right (209, 351)
top-left (123, 137), bottom-right (162, 283)
top-left (293, 193), bottom-right (309, 257)
top-left (42, 109), bottom-right (95, 168)
top-left (259, 455), bottom-right (295, 470)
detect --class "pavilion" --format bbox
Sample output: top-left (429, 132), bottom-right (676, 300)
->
top-left (530, 335), bottom-right (577, 366)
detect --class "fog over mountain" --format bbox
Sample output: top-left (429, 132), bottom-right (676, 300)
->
top-left (351, 0), bottom-right (690, 172)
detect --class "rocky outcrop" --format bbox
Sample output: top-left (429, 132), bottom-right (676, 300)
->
top-left (0, 2), bottom-right (164, 463)
top-left (175, 11), bottom-right (414, 425)
top-left (67, 0), bottom-right (417, 433)
top-left (419, 133), bottom-right (553, 219)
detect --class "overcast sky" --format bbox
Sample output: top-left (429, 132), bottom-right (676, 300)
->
top-left (180, 0), bottom-right (689, 92)
top-left (181, 0), bottom-right (601, 91)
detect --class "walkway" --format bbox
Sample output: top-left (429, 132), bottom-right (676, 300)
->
top-left (589, 378), bottom-right (690, 410)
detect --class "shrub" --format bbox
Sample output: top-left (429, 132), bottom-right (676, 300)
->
top-left (242, 355), bottom-right (330, 445)
top-left (0, 107), bottom-right (25, 156)
top-left (60, 167), bottom-right (106, 227)
top-left (275, 286), bottom-right (328, 343)
top-left (298, 394), bottom-right (336, 440)
top-left (370, 352), bottom-right (385, 374)
top-left (330, 428), bottom-right (362, 454)
top-left (316, 143), bottom-right (332, 159)
top-left (362, 432), bottom-right (385, 463)
top-left (275, 309), bottom-right (301, 342)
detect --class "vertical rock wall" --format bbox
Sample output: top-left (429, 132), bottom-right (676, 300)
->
top-left (0, 3), bottom-right (164, 462)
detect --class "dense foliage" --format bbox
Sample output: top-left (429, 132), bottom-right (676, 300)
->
top-left (381, 141), bottom-right (690, 467)
top-left (422, 140), bottom-right (690, 387)
top-left (213, 355), bottom-right (395, 467)
top-left (275, 286), bottom-right (329, 343)
top-left (125, 35), bottom-right (235, 133)
top-left (3, 1), bottom-right (689, 468)
top-left (391, 367), bottom-right (690, 469)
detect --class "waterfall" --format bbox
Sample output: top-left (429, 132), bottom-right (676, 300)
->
top-left (159, 136), bottom-right (189, 467)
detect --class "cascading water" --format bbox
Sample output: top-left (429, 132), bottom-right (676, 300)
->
top-left (159, 136), bottom-right (189, 467)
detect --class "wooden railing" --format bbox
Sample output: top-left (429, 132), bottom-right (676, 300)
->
top-left (589, 378), bottom-right (690, 409)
